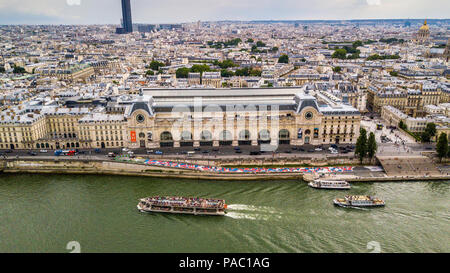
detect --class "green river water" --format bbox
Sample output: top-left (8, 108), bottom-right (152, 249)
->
top-left (0, 174), bottom-right (448, 253)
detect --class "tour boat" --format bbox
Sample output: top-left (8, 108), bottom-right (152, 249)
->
top-left (137, 196), bottom-right (227, 216)
top-left (333, 195), bottom-right (385, 208)
top-left (308, 179), bottom-right (351, 190)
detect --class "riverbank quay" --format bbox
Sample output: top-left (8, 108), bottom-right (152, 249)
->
top-left (1, 155), bottom-right (449, 182)
top-left (304, 155), bottom-right (450, 182)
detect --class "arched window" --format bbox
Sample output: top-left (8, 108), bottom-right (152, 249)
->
top-left (305, 129), bottom-right (311, 135)
top-left (258, 129), bottom-right (270, 140)
top-left (36, 143), bottom-right (40, 149)
top-left (219, 130), bottom-right (232, 141)
top-left (239, 130), bottom-right (251, 140)
top-left (181, 131), bottom-right (192, 141)
top-left (160, 131), bottom-right (173, 141)
top-left (279, 129), bottom-right (290, 139)
top-left (200, 131), bottom-right (212, 141)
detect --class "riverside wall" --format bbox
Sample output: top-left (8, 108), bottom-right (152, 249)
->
top-left (0, 158), bottom-right (304, 181)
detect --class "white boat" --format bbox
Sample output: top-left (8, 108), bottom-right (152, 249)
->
top-left (308, 180), bottom-right (351, 190)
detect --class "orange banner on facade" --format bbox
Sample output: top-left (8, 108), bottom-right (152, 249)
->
top-left (130, 131), bottom-right (137, 142)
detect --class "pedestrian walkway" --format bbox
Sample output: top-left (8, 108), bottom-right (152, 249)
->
top-left (115, 156), bottom-right (355, 174)
top-left (377, 155), bottom-right (441, 176)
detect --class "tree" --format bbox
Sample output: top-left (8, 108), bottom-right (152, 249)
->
top-left (367, 132), bottom-right (378, 162)
top-left (256, 41), bottom-right (266, 47)
top-left (214, 59), bottom-right (236, 69)
top-left (421, 131), bottom-right (431, 143)
top-left (246, 38), bottom-right (254, 43)
top-left (332, 49), bottom-right (347, 59)
top-left (425, 123), bottom-right (437, 139)
top-left (175, 67), bottom-right (190, 78)
top-left (399, 120), bottom-right (407, 130)
top-left (352, 40), bottom-right (363, 48)
top-left (13, 65), bottom-right (26, 74)
top-left (235, 67), bottom-right (261, 77)
top-left (220, 69), bottom-right (234, 77)
top-left (278, 54), bottom-right (289, 64)
top-left (145, 70), bottom-right (154, 76)
top-left (333, 66), bottom-right (342, 73)
top-left (0, 66), bottom-right (5, 73)
top-left (390, 71), bottom-right (399, 77)
top-left (436, 133), bottom-right (448, 162)
top-left (190, 64), bottom-right (211, 75)
top-left (355, 128), bottom-right (368, 163)
top-left (149, 60), bottom-right (164, 71)
top-left (367, 54), bottom-right (381, 61)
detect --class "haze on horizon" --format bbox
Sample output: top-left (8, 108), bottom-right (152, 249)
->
top-left (0, 0), bottom-right (449, 25)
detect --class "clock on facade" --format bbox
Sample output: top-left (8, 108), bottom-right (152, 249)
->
top-left (136, 114), bottom-right (145, 123)
top-left (305, 112), bottom-right (313, 120)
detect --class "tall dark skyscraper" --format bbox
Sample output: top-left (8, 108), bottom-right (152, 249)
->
top-left (116, 0), bottom-right (133, 34)
top-left (121, 0), bottom-right (133, 33)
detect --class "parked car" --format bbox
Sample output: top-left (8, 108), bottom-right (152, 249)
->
top-left (155, 151), bottom-right (163, 155)
top-left (212, 148), bottom-right (219, 152)
top-left (108, 152), bottom-right (116, 158)
top-left (194, 147), bottom-right (201, 151)
top-left (39, 150), bottom-right (48, 153)
top-left (250, 151), bottom-right (261, 155)
top-left (202, 150), bottom-right (209, 154)
top-left (5, 150), bottom-right (13, 153)
top-left (330, 150), bottom-right (338, 154)
top-left (307, 149), bottom-right (315, 153)
top-left (314, 147), bottom-right (323, 151)
top-left (27, 151), bottom-right (37, 156)
top-left (94, 148), bottom-right (101, 153)
top-left (122, 148), bottom-right (129, 152)
top-left (146, 150), bottom-right (154, 154)
top-left (235, 150), bottom-right (242, 154)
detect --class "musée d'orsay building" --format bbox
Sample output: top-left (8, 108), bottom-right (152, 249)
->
top-left (0, 87), bottom-right (361, 150)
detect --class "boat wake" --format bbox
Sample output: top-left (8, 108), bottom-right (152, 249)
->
top-left (225, 204), bottom-right (282, 220)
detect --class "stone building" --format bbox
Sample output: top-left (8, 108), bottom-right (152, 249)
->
top-left (416, 20), bottom-right (430, 44)
top-left (0, 88), bottom-right (361, 150)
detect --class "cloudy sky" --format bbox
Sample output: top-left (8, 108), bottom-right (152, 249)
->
top-left (0, 0), bottom-right (448, 25)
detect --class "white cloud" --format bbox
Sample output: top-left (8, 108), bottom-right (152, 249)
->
top-left (67, 0), bottom-right (81, 6)
top-left (367, 0), bottom-right (381, 6)
top-left (0, 0), bottom-right (448, 24)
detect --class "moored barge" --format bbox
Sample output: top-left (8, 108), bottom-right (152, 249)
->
top-left (137, 196), bottom-right (227, 216)
top-left (309, 180), bottom-right (351, 190)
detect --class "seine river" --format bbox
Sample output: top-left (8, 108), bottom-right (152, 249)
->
top-left (0, 174), bottom-right (449, 253)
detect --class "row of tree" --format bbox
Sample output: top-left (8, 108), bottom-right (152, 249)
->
top-left (366, 54), bottom-right (400, 61)
top-left (399, 121), bottom-right (437, 143)
top-left (436, 133), bottom-right (448, 162)
top-left (355, 128), bottom-right (378, 163)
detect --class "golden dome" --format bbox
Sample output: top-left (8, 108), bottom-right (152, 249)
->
top-left (420, 20), bottom-right (429, 31)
